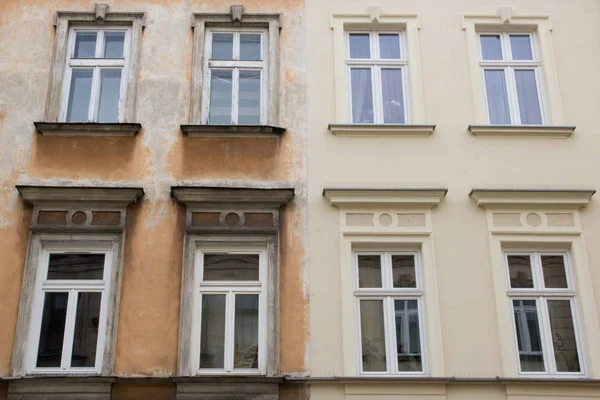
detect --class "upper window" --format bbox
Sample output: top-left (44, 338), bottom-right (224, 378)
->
top-left (346, 32), bottom-right (408, 124)
top-left (505, 252), bottom-right (583, 375)
top-left (203, 29), bottom-right (267, 125)
top-left (355, 251), bottom-right (424, 375)
top-left (479, 33), bottom-right (544, 125)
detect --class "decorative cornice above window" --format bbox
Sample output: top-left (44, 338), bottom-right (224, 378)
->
top-left (17, 186), bottom-right (144, 206)
top-left (323, 188), bottom-right (447, 208)
top-left (469, 189), bottom-right (595, 208)
top-left (468, 125), bottom-right (575, 138)
top-left (172, 187), bottom-right (294, 208)
top-left (328, 124), bottom-right (435, 137)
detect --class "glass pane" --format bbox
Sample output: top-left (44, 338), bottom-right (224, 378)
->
top-left (103, 32), bottom-right (125, 58)
top-left (541, 255), bottom-right (568, 289)
top-left (212, 33), bottom-right (234, 60)
top-left (238, 70), bottom-right (261, 124)
top-left (507, 255), bottom-right (534, 289)
top-left (97, 69), bottom-right (122, 123)
top-left (480, 35), bottom-right (502, 60)
top-left (71, 292), bottom-right (101, 368)
top-left (209, 69), bottom-right (233, 124)
top-left (513, 300), bottom-right (545, 372)
top-left (484, 69), bottom-right (511, 124)
top-left (66, 69), bottom-right (93, 122)
top-left (360, 300), bottom-right (386, 372)
top-left (203, 254), bottom-right (259, 281)
top-left (515, 70), bottom-right (542, 124)
top-left (349, 34), bottom-right (370, 59)
top-left (510, 35), bottom-right (533, 60)
top-left (392, 255), bottom-right (416, 288)
top-left (200, 294), bottom-right (226, 369)
top-left (548, 300), bottom-right (581, 372)
top-left (357, 255), bottom-right (381, 288)
top-left (395, 300), bottom-right (422, 371)
top-left (233, 294), bottom-right (259, 369)
top-left (36, 292), bottom-right (68, 367)
top-left (379, 34), bottom-right (400, 59)
top-left (350, 68), bottom-right (374, 123)
top-left (48, 254), bottom-right (105, 280)
top-left (74, 32), bottom-right (97, 58)
top-left (240, 34), bottom-right (261, 61)
top-left (381, 69), bottom-right (405, 124)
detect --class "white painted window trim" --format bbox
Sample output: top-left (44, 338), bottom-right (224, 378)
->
top-left (201, 28), bottom-right (269, 125)
top-left (59, 26), bottom-right (132, 123)
top-left (345, 31), bottom-right (410, 124)
top-left (503, 251), bottom-right (585, 376)
top-left (191, 244), bottom-right (268, 375)
top-left (354, 251), bottom-right (427, 376)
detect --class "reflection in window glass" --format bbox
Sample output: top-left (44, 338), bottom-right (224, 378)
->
top-left (74, 32), bottom-right (97, 58)
top-left (541, 256), bottom-right (568, 289)
top-left (360, 300), bottom-right (387, 372)
top-left (209, 69), bottom-right (233, 124)
top-left (240, 34), bottom-right (261, 61)
top-left (238, 70), bottom-right (261, 124)
top-left (513, 300), bottom-right (545, 372)
top-left (200, 294), bottom-right (226, 369)
top-left (103, 32), bottom-right (125, 58)
top-left (357, 255), bottom-right (381, 288)
top-left (97, 69), bottom-right (122, 122)
top-left (233, 294), bottom-right (259, 369)
top-left (392, 255), bottom-right (415, 288)
top-left (212, 33), bottom-right (234, 60)
top-left (203, 254), bottom-right (259, 281)
top-left (66, 69), bottom-right (93, 122)
top-left (548, 300), bottom-right (580, 372)
top-left (48, 254), bottom-right (105, 280)
top-left (395, 300), bottom-right (422, 371)
top-left (507, 255), bottom-right (534, 289)
top-left (70, 292), bottom-right (101, 367)
top-left (36, 292), bottom-right (68, 368)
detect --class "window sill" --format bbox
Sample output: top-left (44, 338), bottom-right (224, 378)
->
top-left (181, 125), bottom-right (286, 138)
top-left (328, 124), bottom-right (435, 137)
top-left (34, 122), bottom-right (141, 137)
top-left (468, 125), bottom-right (575, 138)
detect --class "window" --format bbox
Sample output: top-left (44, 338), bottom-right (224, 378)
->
top-left (505, 252), bottom-right (583, 375)
top-left (346, 32), bottom-right (408, 124)
top-left (29, 247), bottom-right (112, 373)
top-left (194, 247), bottom-right (267, 374)
top-left (203, 29), bottom-right (267, 125)
top-left (60, 27), bottom-right (131, 123)
top-left (355, 252), bottom-right (424, 374)
top-left (479, 33), bottom-right (544, 125)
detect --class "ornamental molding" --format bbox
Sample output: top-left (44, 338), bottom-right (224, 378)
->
top-left (171, 187), bottom-right (294, 209)
top-left (323, 188), bottom-right (447, 208)
top-left (16, 186), bottom-right (144, 207)
top-left (470, 189), bottom-right (595, 208)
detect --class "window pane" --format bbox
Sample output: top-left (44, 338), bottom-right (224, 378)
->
top-left (212, 33), bottom-right (234, 60)
top-left (548, 300), bottom-right (581, 372)
top-left (507, 255), bottom-right (534, 289)
top-left (97, 69), bottom-right (122, 123)
top-left (349, 34), bottom-right (370, 59)
top-left (513, 300), bottom-right (545, 372)
top-left (357, 255), bottom-right (381, 288)
top-left (66, 69), bottom-right (93, 122)
top-left (350, 68), bottom-right (374, 123)
top-left (103, 32), bottom-right (125, 58)
top-left (48, 254), bottom-right (105, 280)
top-left (379, 34), bottom-right (400, 59)
top-left (395, 300), bottom-right (422, 372)
top-left (381, 69), bottom-right (405, 124)
top-left (510, 35), bottom-right (533, 60)
top-left (203, 254), bottom-right (259, 281)
top-left (238, 70), bottom-right (261, 124)
top-left (71, 292), bottom-right (101, 368)
top-left (74, 32), bottom-right (97, 58)
top-left (515, 70), bottom-right (542, 125)
top-left (484, 69), bottom-right (511, 124)
top-left (480, 35), bottom-right (502, 60)
top-left (36, 292), bottom-right (68, 368)
top-left (233, 294), bottom-right (259, 369)
top-left (200, 294), bottom-right (226, 369)
top-left (541, 255), bottom-right (568, 289)
top-left (240, 34), bottom-right (261, 61)
top-left (392, 255), bottom-right (416, 288)
top-left (209, 69), bottom-right (233, 124)
top-left (359, 300), bottom-right (387, 372)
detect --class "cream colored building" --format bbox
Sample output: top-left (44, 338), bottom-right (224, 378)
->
top-left (306, 0), bottom-right (600, 399)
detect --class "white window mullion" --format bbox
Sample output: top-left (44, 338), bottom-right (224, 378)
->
top-left (384, 296), bottom-right (395, 374)
top-left (232, 68), bottom-right (240, 124)
top-left (60, 290), bottom-right (78, 370)
top-left (505, 67), bottom-right (521, 124)
top-left (373, 66), bottom-right (384, 124)
top-left (538, 297), bottom-right (555, 374)
top-left (224, 291), bottom-right (235, 372)
top-left (88, 67), bottom-right (102, 122)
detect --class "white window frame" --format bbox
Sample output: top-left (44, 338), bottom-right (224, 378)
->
top-left (27, 243), bottom-right (113, 374)
top-left (191, 244), bottom-right (268, 375)
top-left (345, 31), bottom-right (410, 124)
top-left (59, 26), bottom-right (132, 123)
top-left (201, 28), bottom-right (269, 125)
top-left (478, 32), bottom-right (546, 125)
top-left (354, 251), bottom-right (427, 376)
top-left (504, 251), bottom-right (585, 376)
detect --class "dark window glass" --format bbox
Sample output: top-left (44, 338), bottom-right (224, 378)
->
top-left (36, 292), bottom-right (68, 367)
top-left (71, 292), bottom-right (101, 367)
top-left (233, 294), bottom-right (259, 369)
top-left (200, 294), bottom-right (226, 369)
top-left (203, 254), bottom-right (259, 281)
top-left (47, 254), bottom-right (105, 280)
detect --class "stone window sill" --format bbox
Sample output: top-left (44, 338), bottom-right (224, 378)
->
top-left (328, 124), bottom-right (435, 137)
top-left (468, 125), bottom-right (575, 138)
top-left (34, 122), bottom-right (141, 137)
top-left (181, 125), bottom-right (286, 138)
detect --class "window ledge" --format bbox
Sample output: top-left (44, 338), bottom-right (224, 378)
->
top-left (34, 122), bottom-right (141, 137)
top-left (328, 124), bottom-right (435, 137)
top-left (181, 125), bottom-right (286, 138)
top-left (468, 125), bottom-right (575, 138)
